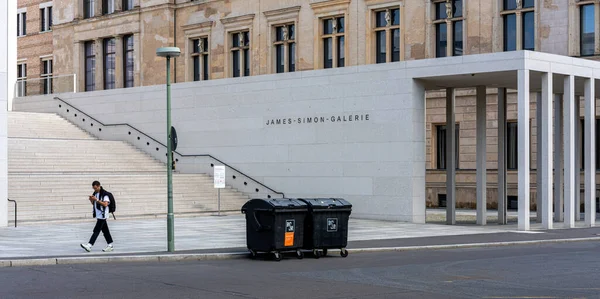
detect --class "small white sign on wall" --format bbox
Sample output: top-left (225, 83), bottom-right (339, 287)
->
top-left (214, 166), bottom-right (226, 189)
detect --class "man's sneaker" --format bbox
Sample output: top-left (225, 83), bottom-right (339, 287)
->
top-left (102, 244), bottom-right (114, 252)
top-left (80, 243), bottom-right (92, 252)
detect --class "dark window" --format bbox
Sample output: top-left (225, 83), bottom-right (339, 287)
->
top-left (507, 122), bottom-right (518, 170)
top-left (392, 28), bottom-right (400, 62)
top-left (289, 42), bottom-right (296, 72)
top-left (436, 124), bottom-right (460, 170)
top-left (244, 47), bottom-right (250, 76)
top-left (580, 119), bottom-right (600, 170)
top-left (274, 24), bottom-right (295, 73)
top-left (232, 50), bottom-right (240, 78)
top-left (337, 36), bottom-right (345, 67)
top-left (123, 0), bottom-right (133, 11)
top-left (434, 1), bottom-right (461, 57)
top-left (48, 7), bottom-right (53, 28)
top-left (17, 12), bottom-right (26, 36)
top-left (436, 23), bottom-right (447, 58)
top-left (504, 0), bottom-right (517, 10)
top-left (523, 0), bottom-right (534, 9)
top-left (323, 17), bottom-right (345, 68)
top-left (103, 0), bottom-right (114, 15)
top-left (522, 11), bottom-right (535, 50)
top-left (376, 31), bottom-right (386, 63)
top-left (581, 4), bottom-right (595, 56)
top-left (504, 14), bottom-right (517, 51)
top-left (453, 0), bottom-right (463, 17)
top-left (40, 8), bottom-right (45, 31)
top-left (231, 31), bottom-right (249, 77)
top-left (16, 64), bottom-right (27, 97)
top-left (85, 41), bottom-right (96, 91)
top-left (104, 38), bottom-right (116, 90)
top-left (436, 2), bottom-right (447, 19)
top-left (324, 37), bottom-right (332, 68)
top-left (40, 6), bottom-right (52, 32)
top-left (124, 35), bottom-right (134, 88)
top-left (275, 44), bottom-right (284, 73)
top-left (41, 59), bottom-right (53, 94)
top-left (84, 0), bottom-right (95, 18)
top-left (374, 10), bottom-right (388, 64)
top-left (453, 21), bottom-right (463, 56)
top-left (192, 37), bottom-right (208, 81)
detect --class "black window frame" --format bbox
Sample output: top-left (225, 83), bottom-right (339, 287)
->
top-left (274, 24), bottom-right (296, 73)
top-left (124, 34), bottom-right (134, 88)
top-left (373, 8), bottom-right (401, 63)
top-left (191, 37), bottom-right (209, 81)
top-left (433, 0), bottom-right (463, 58)
top-left (41, 59), bottom-right (53, 95)
top-left (103, 38), bottom-right (116, 90)
top-left (436, 124), bottom-right (460, 170)
top-left (84, 41), bottom-right (96, 92)
top-left (84, 0), bottom-right (95, 19)
top-left (322, 16), bottom-right (345, 69)
top-left (580, 4), bottom-right (595, 57)
top-left (231, 31), bottom-right (250, 78)
top-left (507, 122), bottom-right (518, 170)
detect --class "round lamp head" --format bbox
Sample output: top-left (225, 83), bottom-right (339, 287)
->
top-left (156, 47), bottom-right (181, 58)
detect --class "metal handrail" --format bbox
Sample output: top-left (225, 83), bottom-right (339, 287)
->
top-left (7, 198), bottom-right (16, 227)
top-left (53, 96), bottom-right (285, 198)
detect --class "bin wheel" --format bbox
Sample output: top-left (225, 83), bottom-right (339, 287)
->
top-left (296, 250), bottom-right (304, 259)
top-left (340, 249), bottom-right (349, 258)
top-left (249, 250), bottom-right (257, 259)
top-left (322, 249), bottom-right (328, 257)
top-left (273, 252), bottom-right (282, 261)
top-left (313, 249), bottom-right (321, 259)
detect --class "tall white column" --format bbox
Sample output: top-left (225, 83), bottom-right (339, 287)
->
top-left (0, 0), bottom-right (15, 227)
top-left (584, 78), bottom-right (596, 227)
top-left (564, 75), bottom-right (576, 228)
top-left (518, 69), bottom-right (531, 231)
top-left (498, 88), bottom-right (508, 225)
top-left (536, 92), bottom-right (543, 222)
top-left (446, 88), bottom-right (456, 225)
top-left (554, 94), bottom-right (564, 222)
top-left (476, 86), bottom-right (487, 225)
top-left (575, 96), bottom-right (581, 221)
top-left (541, 72), bottom-right (554, 229)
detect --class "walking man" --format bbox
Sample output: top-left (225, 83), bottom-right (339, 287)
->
top-left (80, 181), bottom-right (114, 252)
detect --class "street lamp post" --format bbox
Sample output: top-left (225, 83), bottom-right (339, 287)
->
top-left (156, 47), bottom-right (180, 252)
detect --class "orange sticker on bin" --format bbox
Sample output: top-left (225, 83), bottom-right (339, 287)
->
top-left (284, 232), bottom-right (294, 246)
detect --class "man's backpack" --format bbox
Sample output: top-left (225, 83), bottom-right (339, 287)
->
top-left (92, 189), bottom-right (116, 220)
top-left (105, 190), bottom-right (116, 217)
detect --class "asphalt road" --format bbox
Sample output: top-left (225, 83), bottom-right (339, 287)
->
top-left (1, 242), bottom-right (600, 299)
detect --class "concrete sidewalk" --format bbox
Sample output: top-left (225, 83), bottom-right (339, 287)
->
top-left (1, 210), bottom-right (599, 267)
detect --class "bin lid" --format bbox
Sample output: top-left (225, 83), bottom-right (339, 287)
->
top-left (241, 198), bottom-right (308, 213)
top-left (296, 198), bottom-right (352, 210)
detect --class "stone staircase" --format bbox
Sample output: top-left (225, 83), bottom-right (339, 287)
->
top-left (7, 112), bottom-right (249, 224)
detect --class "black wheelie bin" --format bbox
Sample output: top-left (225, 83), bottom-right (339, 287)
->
top-left (297, 198), bottom-right (352, 258)
top-left (241, 198), bottom-right (308, 261)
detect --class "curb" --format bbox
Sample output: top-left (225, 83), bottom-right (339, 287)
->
top-left (2, 237), bottom-right (600, 268)
top-left (348, 236), bottom-right (600, 253)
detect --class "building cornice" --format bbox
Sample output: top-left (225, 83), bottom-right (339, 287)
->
top-left (263, 6), bottom-right (302, 18)
top-left (182, 21), bottom-right (214, 31)
top-left (220, 14), bottom-right (255, 26)
top-left (309, 0), bottom-right (351, 10)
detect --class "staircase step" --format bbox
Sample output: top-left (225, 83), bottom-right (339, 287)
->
top-left (6, 111), bottom-right (252, 224)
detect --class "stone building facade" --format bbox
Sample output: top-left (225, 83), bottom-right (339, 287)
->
top-left (16, 0), bottom-right (55, 97)
top-left (18, 0), bottom-right (600, 209)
